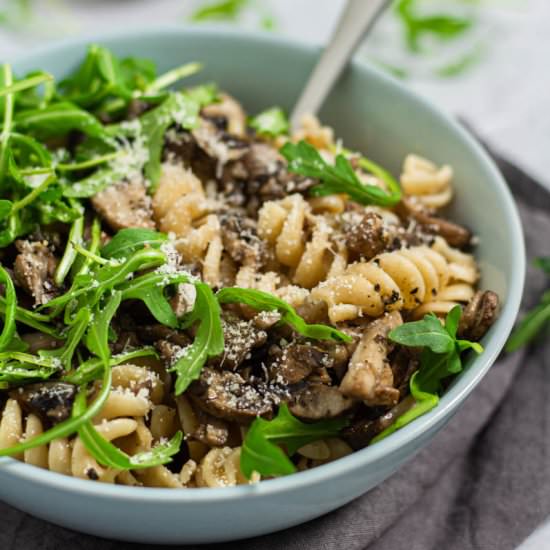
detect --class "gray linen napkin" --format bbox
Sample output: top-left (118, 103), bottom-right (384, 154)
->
top-left (0, 150), bottom-right (548, 550)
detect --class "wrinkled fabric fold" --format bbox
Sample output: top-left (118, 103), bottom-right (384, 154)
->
top-left (0, 145), bottom-right (549, 550)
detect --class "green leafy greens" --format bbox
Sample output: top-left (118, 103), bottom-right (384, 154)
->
top-left (217, 287), bottom-right (351, 343)
top-left (241, 404), bottom-right (348, 478)
top-left (395, 0), bottom-right (473, 53)
top-left (249, 106), bottom-right (289, 137)
top-left (506, 257), bottom-right (550, 352)
top-left (100, 228), bottom-right (168, 259)
top-left (372, 306), bottom-right (483, 442)
top-left (280, 140), bottom-right (402, 207)
top-left (170, 283), bottom-right (224, 395)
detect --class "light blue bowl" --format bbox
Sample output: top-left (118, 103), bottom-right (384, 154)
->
top-left (0, 27), bottom-right (525, 544)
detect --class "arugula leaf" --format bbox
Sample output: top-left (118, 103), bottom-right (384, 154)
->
top-left (0, 73), bottom-right (53, 98)
top-left (84, 291), bottom-right (122, 367)
top-left (42, 248), bottom-right (166, 314)
top-left (506, 291), bottom-right (550, 352)
top-left (186, 83), bottom-right (219, 106)
top-left (506, 258), bottom-right (550, 352)
top-left (535, 257), bottom-right (550, 274)
top-left (140, 92), bottom-right (202, 188)
top-left (0, 266), bottom-right (17, 351)
top-left (241, 404), bottom-right (347, 478)
top-left (0, 200), bottom-right (12, 219)
top-left (190, 0), bottom-right (249, 21)
top-left (280, 140), bottom-right (401, 207)
top-left (72, 389), bottom-right (183, 470)
top-left (40, 308), bottom-right (90, 371)
top-left (101, 228), bottom-right (167, 259)
top-left (0, 351), bottom-right (63, 386)
top-left (0, 64), bottom-right (15, 184)
top-left (216, 287), bottom-right (352, 343)
top-left (122, 279), bottom-right (179, 328)
top-left (14, 102), bottom-right (107, 139)
top-left (118, 270), bottom-right (194, 328)
top-left (388, 313), bottom-right (455, 353)
top-left (62, 164), bottom-right (121, 198)
top-left (249, 107), bottom-right (289, 137)
top-left (145, 62), bottom-right (202, 94)
top-left (374, 306), bottom-right (483, 442)
top-left (58, 45), bottom-right (133, 109)
top-left (395, 0), bottom-right (473, 53)
top-left (54, 212), bottom-right (84, 285)
top-left (0, 296), bottom-right (58, 336)
top-left (170, 283), bottom-right (224, 395)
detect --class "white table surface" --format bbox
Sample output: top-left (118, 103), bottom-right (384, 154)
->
top-left (0, 0), bottom-right (549, 547)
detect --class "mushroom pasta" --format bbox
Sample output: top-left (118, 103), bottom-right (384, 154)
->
top-left (0, 47), bottom-right (499, 487)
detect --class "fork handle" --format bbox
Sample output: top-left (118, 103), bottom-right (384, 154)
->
top-left (290, 0), bottom-right (391, 130)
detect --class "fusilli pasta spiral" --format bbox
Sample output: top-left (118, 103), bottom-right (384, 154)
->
top-left (311, 240), bottom-right (477, 323)
top-left (153, 163), bottom-right (223, 286)
top-left (400, 154), bottom-right (454, 209)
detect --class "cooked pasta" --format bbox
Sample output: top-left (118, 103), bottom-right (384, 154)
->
top-left (0, 52), bottom-right (499, 489)
top-left (310, 242), bottom-right (477, 323)
top-left (400, 154), bottom-right (454, 209)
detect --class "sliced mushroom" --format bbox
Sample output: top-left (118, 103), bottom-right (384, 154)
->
top-left (339, 311), bottom-right (402, 407)
top-left (242, 143), bottom-right (284, 181)
top-left (289, 383), bottom-right (353, 420)
top-left (13, 239), bottom-right (59, 306)
top-left (345, 211), bottom-right (389, 262)
top-left (267, 343), bottom-right (322, 385)
top-left (220, 212), bottom-right (266, 268)
top-left (11, 382), bottom-right (77, 424)
top-left (202, 93), bottom-right (247, 137)
top-left (137, 325), bottom-right (191, 348)
top-left (458, 290), bottom-right (500, 341)
top-left (191, 408), bottom-right (230, 447)
top-left (295, 297), bottom-right (330, 325)
top-left (218, 312), bottom-right (267, 370)
top-left (91, 180), bottom-right (155, 231)
top-left (396, 198), bottom-right (472, 249)
top-left (189, 367), bottom-right (279, 423)
top-left (342, 395), bottom-right (415, 450)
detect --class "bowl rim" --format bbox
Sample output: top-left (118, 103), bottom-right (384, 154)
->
top-left (0, 25), bottom-right (525, 503)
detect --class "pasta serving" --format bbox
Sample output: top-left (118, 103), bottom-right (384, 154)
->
top-left (0, 48), bottom-right (499, 488)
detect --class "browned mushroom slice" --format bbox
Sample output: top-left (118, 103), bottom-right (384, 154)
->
top-left (458, 290), bottom-right (500, 341)
top-left (289, 383), bottom-right (353, 420)
top-left (267, 343), bottom-right (323, 385)
top-left (220, 212), bottom-right (266, 268)
top-left (91, 180), bottom-right (155, 231)
top-left (339, 311), bottom-right (402, 407)
top-left (11, 382), bottom-right (77, 424)
top-left (191, 408), bottom-right (230, 447)
top-left (396, 198), bottom-right (472, 249)
top-left (218, 312), bottom-right (267, 370)
top-left (202, 93), bottom-right (247, 137)
top-left (138, 326), bottom-right (191, 348)
top-left (345, 211), bottom-right (390, 262)
top-left (13, 239), bottom-right (59, 305)
top-left (191, 119), bottom-right (249, 166)
top-left (342, 395), bottom-right (415, 450)
top-left (242, 143), bottom-right (284, 181)
top-left (188, 368), bottom-right (278, 424)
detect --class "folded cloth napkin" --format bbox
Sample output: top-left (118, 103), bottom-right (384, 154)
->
top-left (0, 148), bottom-right (548, 550)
